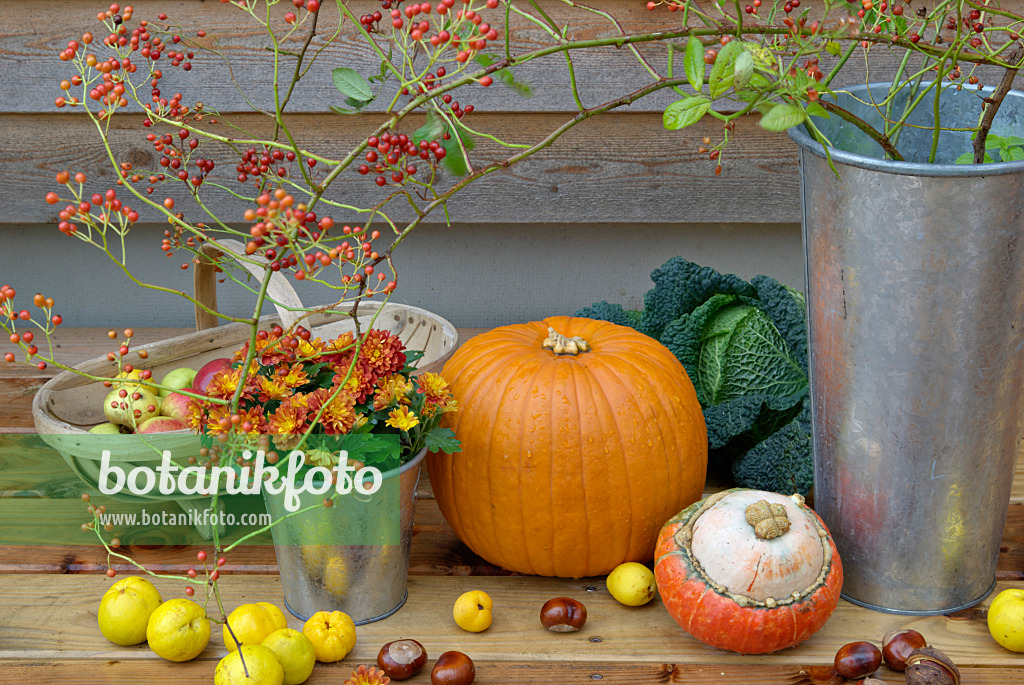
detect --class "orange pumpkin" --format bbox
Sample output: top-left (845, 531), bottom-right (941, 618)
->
top-left (426, 316), bottom-right (707, 578)
top-left (654, 489), bottom-right (843, 654)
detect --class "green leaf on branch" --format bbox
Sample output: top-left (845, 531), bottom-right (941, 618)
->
top-left (439, 118), bottom-right (476, 176)
top-left (805, 101), bottom-right (830, 119)
top-left (332, 67), bottom-right (374, 104)
top-left (742, 42), bottom-right (775, 70)
top-left (956, 150), bottom-right (993, 163)
top-left (759, 103), bottom-right (807, 132)
top-left (708, 41), bottom-right (743, 98)
top-left (474, 55), bottom-right (533, 98)
top-left (733, 51), bottom-right (754, 90)
top-left (423, 427), bottom-right (461, 454)
top-left (412, 111), bottom-right (475, 176)
top-left (684, 37), bottom-right (704, 92)
top-left (824, 41), bottom-right (842, 56)
top-left (664, 97), bottom-right (711, 130)
top-left (330, 103), bottom-right (372, 115)
top-left (412, 111), bottom-right (447, 145)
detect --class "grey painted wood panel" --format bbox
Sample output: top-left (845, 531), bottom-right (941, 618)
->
top-left (0, 221), bottom-right (804, 328)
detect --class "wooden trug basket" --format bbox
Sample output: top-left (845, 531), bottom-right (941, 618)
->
top-left (32, 240), bottom-right (459, 502)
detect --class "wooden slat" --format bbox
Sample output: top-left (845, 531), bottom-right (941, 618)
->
top-left (0, 111), bottom-right (799, 225)
top-left (4, 660), bottom-right (1024, 685)
top-left (2, 0), bottom-right (1018, 115)
top-left (0, 574), bottom-right (1022, 666)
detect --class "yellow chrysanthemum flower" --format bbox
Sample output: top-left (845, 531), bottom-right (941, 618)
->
top-left (385, 405), bottom-right (420, 431)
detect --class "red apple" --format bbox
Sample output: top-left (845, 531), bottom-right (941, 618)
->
top-left (137, 416), bottom-right (186, 434)
top-left (161, 391), bottom-right (193, 422)
top-left (193, 358), bottom-right (233, 393)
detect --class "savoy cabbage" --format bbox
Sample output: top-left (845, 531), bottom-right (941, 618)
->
top-left (577, 257), bottom-right (812, 496)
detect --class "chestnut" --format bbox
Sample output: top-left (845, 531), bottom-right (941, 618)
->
top-left (834, 641), bottom-right (882, 680)
top-left (377, 639), bottom-right (427, 680)
top-left (882, 629), bottom-right (927, 671)
top-left (431, 650), bottom-right (475, 685)
top-left (905, 646), bottom-right (960, 685)
top-left (540, 597), bottom-right (588, 632)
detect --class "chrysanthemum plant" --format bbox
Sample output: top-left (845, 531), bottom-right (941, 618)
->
top-left (3, 0), bottom-right (1022, 663)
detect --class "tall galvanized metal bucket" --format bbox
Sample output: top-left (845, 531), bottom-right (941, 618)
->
top-left (789, 83), bottom-right (1024, 615)
top-left (263, 447), bottom-right (427, 623)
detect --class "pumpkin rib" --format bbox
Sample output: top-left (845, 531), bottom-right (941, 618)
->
top-left (451, 342), bottom-right (526, 569)
top-left (493, 351), bottom-right (543, 574)
top-left (443, 348), bottom-right (502, 555)
top-left (595, 350), bottom-right (688, 530)
top-left (590, 347), bottom-right (699, 558)
top-left (526, 353), bottom-right (560, 576)
top-left (564, 360), bottom-right (593, 575)
top-left (591, 334), bottom-right (707, 533)
top-left (578, 354), bottom-right (636, 569)
top-left (583, 352), bottom-right (658, 558)
top-left (575, 354), bottom-right (632, 572)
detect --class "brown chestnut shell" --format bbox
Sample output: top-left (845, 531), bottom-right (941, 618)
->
top-left (905, 646), bottom-right (960, 685)
top-left (431, 650), bottom-right (475, 685)
top-left (834, 640), bottom-right (882, 680)
top-left (882, 629), bottom-right (927, 671)
top-left (377, 639), bottom-right (427, 680)
top-left (540, 597), bottom-right (588, 632)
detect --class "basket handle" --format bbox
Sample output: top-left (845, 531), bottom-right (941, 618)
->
top-left (193, 238), bottom-right (305, 332)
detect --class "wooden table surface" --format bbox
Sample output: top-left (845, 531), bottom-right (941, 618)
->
top-left (1, 328), bottom-right (1022, 684)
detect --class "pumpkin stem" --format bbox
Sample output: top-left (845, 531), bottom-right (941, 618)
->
top-left (745, 500), bottom-right (791, 540)
top-left (542, 327), bottom-right (590, 356)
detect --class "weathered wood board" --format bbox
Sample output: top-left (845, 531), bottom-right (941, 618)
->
top-left (0, 112), bottom-right (800, 225)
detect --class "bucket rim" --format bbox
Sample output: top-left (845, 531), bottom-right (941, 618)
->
top-left (787, 82), bottom-right (1024, 177)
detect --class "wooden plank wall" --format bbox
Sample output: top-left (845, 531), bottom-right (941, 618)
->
top-left (0, 0), bottom-right (1018, 326)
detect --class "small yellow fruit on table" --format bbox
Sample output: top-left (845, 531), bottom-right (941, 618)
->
top-left (146, 598), bottom-right (211, 662)
top-left (606, 562), bottom-right (657, 606)
top-left (302, 610), bottom-right (356, 662)
top-left (988, 588), bottom-right (1024, 652)
top-left (97, 576), bottom-right (163, 646)
top-left (453, 590), bottom-right (493, 632)
top-left (223, 602), bottom-right (288, 651)
top-left (215, 644), bottom-right (285, 685)
top-left (262, 628), bottom-right (317, 685)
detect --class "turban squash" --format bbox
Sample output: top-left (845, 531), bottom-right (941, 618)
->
top-left (654, 489), bottom-right (843, 654)
top-left (426, 316), bottom-right (707, 578)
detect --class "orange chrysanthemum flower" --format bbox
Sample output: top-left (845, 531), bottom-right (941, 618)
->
top-left (344, 665), bottom-right (390, 685)
top-left (373, 374), bottom-right (413, 410)
top-left (267, 400), bottom-right (308, 436)
top-left (185, 396), bottom-right (209, 433)
top-left (417, 372), bottom-right (452, 407)
top-left (296, 336), bottom-right (327, 359)
top-left (201, 405), bottom-right (266, 436)
top-left (205, 367), bottom-right (242, 400)
top-left (307, 389), bottom-right (360, 432)
top-left (256, 374), bottom-right (291, 403)
top-left (330, 360), bottom-right (376, 404)
top-left (277, 362), bottom-right (310, 389)
top-left (358, 329), bottom-right (406, 378)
